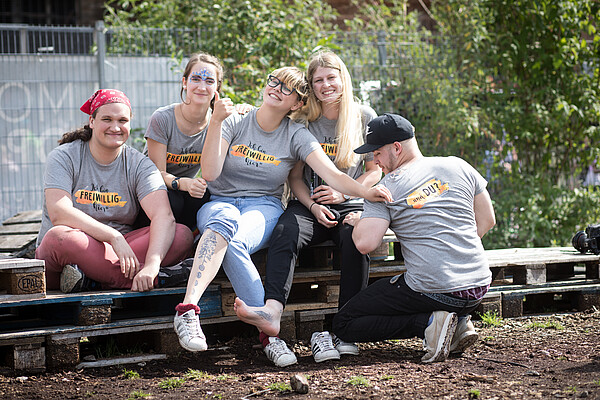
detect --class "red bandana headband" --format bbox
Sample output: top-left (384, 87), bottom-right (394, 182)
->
top-left (80, 89), bottom-right (132, 115)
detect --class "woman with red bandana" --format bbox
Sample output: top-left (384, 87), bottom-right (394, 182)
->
top-left (35, 89), bottom-right (193, 293)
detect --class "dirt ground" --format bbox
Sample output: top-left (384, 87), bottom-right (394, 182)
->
top-left (1, 309), bottom-right (599, 400)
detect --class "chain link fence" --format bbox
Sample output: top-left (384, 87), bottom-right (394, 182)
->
top-left (0, 23), bottom-right (444, 223)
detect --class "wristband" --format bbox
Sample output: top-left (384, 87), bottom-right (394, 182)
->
top-left (309, 202), bottom-right (318, 212)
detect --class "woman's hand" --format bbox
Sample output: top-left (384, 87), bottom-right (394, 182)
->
top-left (310, 203), bottom-right (338, 228)
top-left (234, 103), bottom-right (253, 115)
top-left (311, 185), bottom-right (346, 205)
top-left (364, 185), bottom-right (393, 203)
top-left (131, 264), bottom-right (159, 292)
top-left (110, 234), bottom-right (140, 280)
top-left (343, 211), bottom-right (362, 226)
top-left (212, 92), bottom-right (235, 123)
top-left (182, 177), bottom-right (208, 198)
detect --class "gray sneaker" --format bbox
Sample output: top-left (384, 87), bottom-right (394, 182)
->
top-left (263, 337), bottom-right (297, 367)
top-left (310, 331), bottom-right (340, 363)
top-left (421, 311), bottom-right (458, 363)
top-left (60, 264), bottom-right (99, 293)
top-left (332, 334), bottom-right (359, 356)
top-left (450, 315), bottom-right (478, 353)
top-left (174, 309), bottom-right (207, 352)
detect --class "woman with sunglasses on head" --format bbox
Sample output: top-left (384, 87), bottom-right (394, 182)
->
top-left (172, 67), bottom-right (392, 367)
top-left (236, 51), bottom-right (381, 364)
top-left (136, 53), bottom-right (223, 232)
top-left (36, 89), bottom-right (193, 293)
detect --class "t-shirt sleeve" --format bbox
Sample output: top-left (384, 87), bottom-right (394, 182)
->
top-left (221, 112), bottom-right (245, 144)
top-left (361, 198), bottom-right (391, 222)
top-left (290, 126), bottom-right (322, 162)
top-left (132, 152), bottom-right (167, 201)
top-left (44, 146), bottom-right (76, 193)
top-left (455, 157), bottom-right (488, 195)
top-left (144, 108), bottom-right (170, 145)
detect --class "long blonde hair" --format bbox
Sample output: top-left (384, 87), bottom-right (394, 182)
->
top-left (294, 51), bottom-right (364, 170)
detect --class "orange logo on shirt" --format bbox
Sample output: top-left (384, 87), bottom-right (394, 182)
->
top-left (321, 142), bottom-right (337, 157)
top-left (230, 145), bottom-right (281, 165)
top-left (406, 178), bottom-right (449, 209)
top-left (166, 152), bottom-right (201, 165)
top-left (74, 190), bottom-right (127, 207)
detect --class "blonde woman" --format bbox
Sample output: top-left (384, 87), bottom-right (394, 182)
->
top-left (235, 51), bottom-right (382, 364)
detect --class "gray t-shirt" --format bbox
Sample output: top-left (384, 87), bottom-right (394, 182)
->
top-left (208, 108), bottom-right (321, 199)
top-left (303, 105), bottom-right (377, 191)
top-left (37, 139), bottom-right (165, 246)
top-left (362, 156), bottom-right (491, 293)
top-left (143, 103), bottom-right (209, 178)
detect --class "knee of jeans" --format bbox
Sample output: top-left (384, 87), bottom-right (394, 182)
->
top-left (197, 205), bottom-right (239, 242)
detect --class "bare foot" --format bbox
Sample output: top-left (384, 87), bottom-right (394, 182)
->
top-left (234, 297), bottom-right (282, 337)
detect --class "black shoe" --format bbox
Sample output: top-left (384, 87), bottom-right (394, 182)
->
top-left (59, 264), bottom-right (100, 293)
top-left (158, 258), bottom-right (193, 288)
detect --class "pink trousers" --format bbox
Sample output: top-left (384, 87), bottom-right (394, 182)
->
top-left (36, 224), bottom-right (193, 290)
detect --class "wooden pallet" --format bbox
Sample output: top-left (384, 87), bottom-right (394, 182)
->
top-left (0, 257), bottom-right (45, 301)
top-left (0, 210), bottom-right (41, 258)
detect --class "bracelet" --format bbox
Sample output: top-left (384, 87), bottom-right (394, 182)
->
top-left (309, 202), bottom-right (318, 212)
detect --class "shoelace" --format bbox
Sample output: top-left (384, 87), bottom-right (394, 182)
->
top-left (269, 339), bottom-right (289, 356)
top-left (313, 334), bottom-right (336, 351)
top-left (182, 313), bottom-right (202, 337)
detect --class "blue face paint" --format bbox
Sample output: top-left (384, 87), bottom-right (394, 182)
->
top-left (189, 68), bottom-right (216, 86)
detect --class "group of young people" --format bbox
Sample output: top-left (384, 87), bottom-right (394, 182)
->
top-left (36, 49), bottom-right (495, 367)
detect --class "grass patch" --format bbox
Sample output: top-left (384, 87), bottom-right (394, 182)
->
top-left (158, 377), bottom-right (185, 389)
top-left (347, 375), bottom-right (370, 387)
top-left (380, 375), bottom-right (394, 381)
top-left (216, 373), bottom-right (236, 381)
top-left (478, 311), bottom-right (503, 327)
top-left (268, 382), bottom-right (292, 392)
top-left (122, 368), bottom-right (140, 380)
top-left (525, 320), bottom-right (565, 330)
top-left (184, 369), bottom-right (213, 381)
top-left (128, 390), bottom-right (150, 399)
top-left (468, 388), bottom-right (481, 399)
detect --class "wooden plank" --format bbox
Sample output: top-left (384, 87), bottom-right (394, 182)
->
top-left (2, 210), bottom-right (42, 225)
top-left (0, 223), bottom-right (41, 235)
top-left (0, 234), bottom-right (37, 252)
top-left (0, 258), bottom-right (44, 271)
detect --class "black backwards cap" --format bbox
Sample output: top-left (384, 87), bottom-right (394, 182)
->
top-left (354, 113), bottom-right (415, 154)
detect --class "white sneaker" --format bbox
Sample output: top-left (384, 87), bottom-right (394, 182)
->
top-left (421, 311), bottom-right (458, 363)
top-left (263, 337), bottom-right (297, 367)
top-left (174, 309), bottom-right (207, 352)
top-left (310, 331), bottom-right (340, 363)
top-left (332, 334), bottom-right (359, 356)
top-left (450, 315), bottom-right (478, 353)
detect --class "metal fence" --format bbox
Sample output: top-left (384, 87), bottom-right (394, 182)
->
top-left (0, 23), bottom-right (442, 223)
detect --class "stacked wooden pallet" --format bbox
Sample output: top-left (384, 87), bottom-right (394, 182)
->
top-left (1, 210), bottom-right (600, 372)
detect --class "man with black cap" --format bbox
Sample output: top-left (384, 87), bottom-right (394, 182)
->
top-left (332, 113), bottom-right (496, 363)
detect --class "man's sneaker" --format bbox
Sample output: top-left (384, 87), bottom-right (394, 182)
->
top-left (310, 331), bottom-right (340, 363)
top-left (450, 315), bottom-right (478, 354)
top-left (332, 334), bottom-right (359, 356)
top-left (421, 311), bottom-right (458, 363)
top-left (263, 337), bottom-right (297, 367)
top-left (60, 264), bottom-right (100, 293)
top-left (158, 258), bottom-right (193, 288)
top-left (174, 309), bottom-right (207, 352)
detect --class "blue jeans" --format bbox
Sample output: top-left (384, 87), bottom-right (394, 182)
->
top-left (196, 195), bottom-right (284, 307)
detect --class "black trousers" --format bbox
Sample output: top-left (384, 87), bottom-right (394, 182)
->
top-left (332, 274), bottom-right (482, 343)
top-left (264, 200), bottom-right (369, 307)
top-left (134, 189), bottom-right (210, 231)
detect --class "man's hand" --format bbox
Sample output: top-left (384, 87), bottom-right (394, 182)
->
top-left (343, 211), bottom-right (362, 226)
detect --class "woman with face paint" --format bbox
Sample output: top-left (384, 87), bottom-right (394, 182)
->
top-left (171, 66), bottom-right (392, 367)
top-left (35, 89), bottom-right (193, 293)
top-left (139, 52), bottom-right (225, 232)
